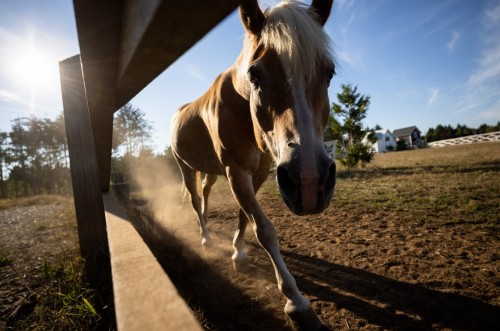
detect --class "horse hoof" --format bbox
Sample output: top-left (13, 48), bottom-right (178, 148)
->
top-left (232, 258), bottom-right (251, 273)
top-left (286, 307), bottom-right (323, 331)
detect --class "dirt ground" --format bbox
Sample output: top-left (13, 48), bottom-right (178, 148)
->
top-left (1, 144), bottom-right (499, 330)
top-left (130, 166), bottom-right (499, 331)
top-left (0, 198), bottom-right (80, 329)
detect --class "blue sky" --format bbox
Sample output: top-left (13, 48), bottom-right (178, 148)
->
top-left (1, 0), bottom-right (499, 153)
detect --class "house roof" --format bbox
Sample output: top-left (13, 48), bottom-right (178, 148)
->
top-left (375, 128), bottom-right (394, 135)
top-left (393, 126), bottom-right (420, 137)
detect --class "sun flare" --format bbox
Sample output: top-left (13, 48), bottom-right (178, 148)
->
top-left (6, 42), bottom-right (60, 94)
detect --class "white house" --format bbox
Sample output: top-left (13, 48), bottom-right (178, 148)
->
top-left (393, 126), bottom-right (423, 148)
top-left (363, 129), bottom-right (397, 153)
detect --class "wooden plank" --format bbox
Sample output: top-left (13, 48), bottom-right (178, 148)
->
top-left (73, 0), bottom-right (237, 110)
top-left (118, 0), bottom-right (163, 81)
top-left (88, 110), bottom-right (114, 191)
top-left (73, 0), bottom-right (122, 190)
top-left (59, 55), bottom-right (111, 286)
top-left (73, 0), bottom-right (121, 114)
top-left (115, 0), bottom-right (237, 107)
top-left (72, 1), bottom-right (236, 188)
top-left (103, 193), bottom-right (202, 331)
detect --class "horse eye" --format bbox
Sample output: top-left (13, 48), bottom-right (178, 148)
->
top-left (327, 67), bottom-right (335, 87)
top-left (248, 65), bottom-right (261, 88)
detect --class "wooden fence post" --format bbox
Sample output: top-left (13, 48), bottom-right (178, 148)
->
top-left (59, 55), bottom-right (111, 286)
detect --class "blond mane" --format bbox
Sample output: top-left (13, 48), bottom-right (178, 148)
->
top-left (261, 0), bottom-right (333, 85)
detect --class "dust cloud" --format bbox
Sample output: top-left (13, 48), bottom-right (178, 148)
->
top-left (124, 157), bottom-right (238, 262)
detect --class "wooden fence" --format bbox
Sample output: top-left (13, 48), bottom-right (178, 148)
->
top-left (427, 131), bottom-right (500, 148)
top-left (60, 1), bottom-right (237, 329)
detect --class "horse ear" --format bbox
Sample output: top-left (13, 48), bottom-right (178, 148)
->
top-left (309, 0), bottom-right (334, 26)
top-left (240, 0), bottom-right (265, 36)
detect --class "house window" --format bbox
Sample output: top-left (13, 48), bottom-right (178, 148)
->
top-left (385, 137), bottom-right (390, 141)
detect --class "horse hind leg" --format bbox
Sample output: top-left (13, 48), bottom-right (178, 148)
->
top-left (177, 163), bottom-right (213, 247)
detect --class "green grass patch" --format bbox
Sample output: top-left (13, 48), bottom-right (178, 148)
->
top-left (8, 257), bottom-right (104, 330)
top-left (0, 253), bottom-right (11, 267)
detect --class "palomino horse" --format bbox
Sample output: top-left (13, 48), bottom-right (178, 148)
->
top-left (171, 0), bottom-right (335, 329)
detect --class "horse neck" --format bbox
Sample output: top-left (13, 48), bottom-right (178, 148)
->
top-left (231, 35), bottom-right (256, 100)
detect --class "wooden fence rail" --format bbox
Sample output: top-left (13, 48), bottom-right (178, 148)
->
top-left (60, 1), bottom-right (237, 329)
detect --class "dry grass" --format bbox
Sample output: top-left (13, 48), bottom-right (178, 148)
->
top-left (0, 194), bottom-right (72, 211)
top-left (124, 142), bottom-right (499, 330)
top-left (0, 195), bottom-right (113, 330)
top-left (332, 142), bottom-right (500, 227)
top-left (213, 143), bottom-right (500, 227)
top-left (369, 142), bottom-right (499, 169)
top-left (252, 142), bottom-right (500, 230)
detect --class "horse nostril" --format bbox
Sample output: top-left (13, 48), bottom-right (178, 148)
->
top-left (277, 166), bottom-right (298, 198)
top-left (324, 163), bottom-right (336, 195)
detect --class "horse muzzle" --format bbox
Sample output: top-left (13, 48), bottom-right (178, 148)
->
top-left (276, 159), bottom-right (336, 216)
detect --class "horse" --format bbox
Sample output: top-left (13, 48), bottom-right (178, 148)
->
top-left (171, 1), bottom-right (335, 329)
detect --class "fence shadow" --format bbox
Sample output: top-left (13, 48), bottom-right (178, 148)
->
top-left (123, 200), bottom-right (290, 331)
top-left (282, 250), bottom-right (500, 330)
top-left (116, 195), bottom-right (500, 330)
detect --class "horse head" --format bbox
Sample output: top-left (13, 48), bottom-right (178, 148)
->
top-left (239, 0), bottom-right (336, 216)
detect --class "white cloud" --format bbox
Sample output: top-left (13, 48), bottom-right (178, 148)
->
top-left (0, 89), bottom-right (22, 104)
top-left (446, 31), bottom-right (460, 52)
top-left (335, 0), bottom-right (354, 12)
top-left (415, 1), bottom-right (454, 29)
top-left (185, 65), bottom-right (208, 83)
top-left (456, 2), bottom-right (500, 116)
top-left (337, 49), bottom-right (364, 69)
top-left (485, 1), bottom-right (500, 28)
top-left (427, 87), bottom-right (440, 106)
top-left (467, 43), bottom-right (500, 87)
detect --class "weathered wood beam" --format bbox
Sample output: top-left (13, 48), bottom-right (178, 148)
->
top-left (72, 0), bottom-right (122, 190)
top-left (72, 0), bottom-right (121, 113)
top-left (72, 0), bottom-right (237, 189)
top-left (103, 193), bottom-right (203, 330)
top-left (115, 0), bottom-right (238, 107)
top-left (59, 55), bottom-right (111, 286)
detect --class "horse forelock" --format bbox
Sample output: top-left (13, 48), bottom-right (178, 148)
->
top-left (260, 0), bottom-right (333, 85)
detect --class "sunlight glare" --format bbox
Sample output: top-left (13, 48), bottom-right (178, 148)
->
top-left (6, 42), bottom-right (60, 94)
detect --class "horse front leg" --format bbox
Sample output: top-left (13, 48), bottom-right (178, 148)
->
top-left (226, 166), bottom-right (322, 331)
top-left (232, 209), bottom-right (250, 272)
top-left (232, 154), bottom-right (272, 273)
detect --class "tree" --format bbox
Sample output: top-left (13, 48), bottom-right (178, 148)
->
top-left (8, 118), bottom-right (29, 196)
top-left (326, 84), bottom-right (375, 168)
top-left (425, 121), bottom-right (500, 142)
top-left (113, 103), bottom-right (153, 157)
top-left (0, 131), bottom-right (8, 198)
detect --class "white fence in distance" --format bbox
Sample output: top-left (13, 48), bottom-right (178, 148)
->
top-left (427, 131), bottom-right (500, 148)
